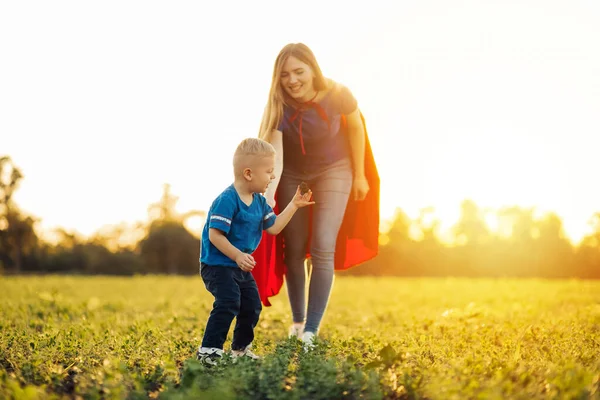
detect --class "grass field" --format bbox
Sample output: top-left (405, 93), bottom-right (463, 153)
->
top-left (1, 275), bottom-right (599, 399)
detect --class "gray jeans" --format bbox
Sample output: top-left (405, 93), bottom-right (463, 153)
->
top-left (278, 157), bottom-right (353, 334)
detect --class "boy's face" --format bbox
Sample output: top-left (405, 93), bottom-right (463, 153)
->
top-left (247, 155), bottom-right (276, 194)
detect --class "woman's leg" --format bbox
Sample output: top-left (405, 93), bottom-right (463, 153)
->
top-left (304, 159), bottom-right (352, 334)
top-left (279, 170), bottom-right (310, 324)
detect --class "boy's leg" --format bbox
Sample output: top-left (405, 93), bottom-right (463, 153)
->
top-left (201, 264), bottom-right (242, 349)
top-left (231, 270), bottom-right (262, 351)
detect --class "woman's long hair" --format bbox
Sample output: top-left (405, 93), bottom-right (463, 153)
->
top-left (258, 43), bottom-right (329, 141)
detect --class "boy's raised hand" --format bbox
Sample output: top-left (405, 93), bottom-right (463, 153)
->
top-left (292, 185), bottom-right (315, 209)
top-left (236, 253), bottom-right (256, 272)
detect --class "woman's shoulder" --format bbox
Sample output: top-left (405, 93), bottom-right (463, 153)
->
top-left (325, 78), bottom-right (353, 93)
top-left (322, 79), bottom-right (347, 97)
top-left (323, 79), bottom-right (357, 114)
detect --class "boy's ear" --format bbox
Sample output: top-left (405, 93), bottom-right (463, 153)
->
top-left (243, 168), bottom-right (252, 181)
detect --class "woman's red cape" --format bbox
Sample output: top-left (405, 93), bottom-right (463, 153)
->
top-left (252, 112), bottom-right (380, 306)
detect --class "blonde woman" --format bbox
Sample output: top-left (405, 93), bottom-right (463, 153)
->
top-left (253, 43), bottom-right (380, 348)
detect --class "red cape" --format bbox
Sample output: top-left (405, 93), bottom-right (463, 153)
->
top-left (252, 112), bottom-right (380, 306)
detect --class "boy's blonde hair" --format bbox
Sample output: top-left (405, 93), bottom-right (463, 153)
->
top-left (233, 138), bottom-right (276, 178)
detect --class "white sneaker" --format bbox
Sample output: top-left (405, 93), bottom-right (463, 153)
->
top-left (231, 344), bottom-right (260, 360)
top-left (301, 331), bottom-right (316, 351)
top-left (197, 347), bottom-right (224, 366)
top-left (288, 322), bottom-right (304, 339)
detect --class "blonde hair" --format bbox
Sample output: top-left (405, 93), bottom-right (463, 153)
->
top-left (258, 43), bottom-right (330, 141)
top-left (233, 138), bottom-right (276, 177)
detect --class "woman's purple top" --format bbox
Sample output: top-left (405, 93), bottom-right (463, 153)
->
top-left (278, 84), bottom-right (358, 172)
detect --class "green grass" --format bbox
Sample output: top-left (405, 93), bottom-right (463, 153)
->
top-left (1, 275), bottom-right (599, 399)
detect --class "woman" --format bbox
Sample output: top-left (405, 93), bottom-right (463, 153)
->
top-left (253, 43), bottom-right (380, 348)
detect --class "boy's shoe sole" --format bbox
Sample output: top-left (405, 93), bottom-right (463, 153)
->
top-left (197, 348), bottom-right (224, 366)
top-left (231, 344), bottom-right (260, 361)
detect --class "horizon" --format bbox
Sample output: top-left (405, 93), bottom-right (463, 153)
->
top-left (17, 183), bottom-right (599, 248)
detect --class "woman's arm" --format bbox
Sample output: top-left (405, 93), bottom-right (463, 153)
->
top-left (345, 108), bottom-right (369, 201)
top-left (264, 129), bottom-right (283, 207)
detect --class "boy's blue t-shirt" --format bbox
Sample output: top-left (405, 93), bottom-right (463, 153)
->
top-left (200, 184), bottom-right (276, 267)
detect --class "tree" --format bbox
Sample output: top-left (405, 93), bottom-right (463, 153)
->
top-left (452, 200), bottom-right (490, 246)
top-left (138, 222), bottom-right (199, 274)
top-left (535, 212), bottom-right (574, 277)
top-left (577, 212), bottom-right (600, 278)
top-left (2, 211), bottom-right (39, 272)
top-left (0, 156), bottom-right (39, 272)
top-left (497, 206), bottom-right (536, 244)
top-left (0, 156), bottom-right (23, 207)
top-left (138, 184), bottom-right (204, 274)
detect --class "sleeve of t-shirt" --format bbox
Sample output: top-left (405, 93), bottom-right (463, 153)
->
top-left (338, 85), bottom-right (358, 115)
top-left (208, 193), bottom-right (237, 234)
top-left (261, 196), bottom-right (276, 230)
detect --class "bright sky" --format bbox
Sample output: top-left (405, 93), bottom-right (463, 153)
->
top-left (2, 0), bottom-right (599, 244)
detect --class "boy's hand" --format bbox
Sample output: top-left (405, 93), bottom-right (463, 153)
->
top-left (292, 185), bottom-right (315, 209)
top-left (236, 253), bottom-right (256, 272)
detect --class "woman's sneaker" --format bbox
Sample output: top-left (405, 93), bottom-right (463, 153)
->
top-left (231, 344), bottom-right (260, 361)
top-left (301, 331), bottom-right (316, 351)
top-left (288, 322), bottom-right (304, 339)
top-left (197, 347), bottom-right (224, 366)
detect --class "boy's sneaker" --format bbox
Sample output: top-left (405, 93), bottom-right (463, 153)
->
top-left (301, 331), bottom-right (316, 351)
top-left (231, 344), bottom-right (260, 361)
top-left (197, 347), bottom-right (224, 366)
top-left (288, 322), bottom-right (304, 339)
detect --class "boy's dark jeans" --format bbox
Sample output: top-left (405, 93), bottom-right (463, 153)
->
top-left (200, 263), bottom-right (262, 350)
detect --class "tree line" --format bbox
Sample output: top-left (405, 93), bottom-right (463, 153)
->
top-left (1, 155), bottom-right (599, 278)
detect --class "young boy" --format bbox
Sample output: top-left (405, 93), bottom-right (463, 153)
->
top-left (197, 137), bottom-right (313, 365)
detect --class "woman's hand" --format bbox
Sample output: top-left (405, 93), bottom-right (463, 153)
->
top-left (265, 194), bottom-right (276, 208)
top-left (352, 176), bottom-right (370, 201)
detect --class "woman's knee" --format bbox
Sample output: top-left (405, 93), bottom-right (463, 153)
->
top-left (283, 236), bottom-right (309, 265)
top-left (309, 247), bottom-right (335, 270)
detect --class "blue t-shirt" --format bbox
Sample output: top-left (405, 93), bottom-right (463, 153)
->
top-left (200, 184), bottom-right (276, 267)
top-left (278, 83), bottom-right (358, 172)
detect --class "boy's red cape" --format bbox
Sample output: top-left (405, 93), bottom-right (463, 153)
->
top-left (252, 112), bottom-right (380, 306)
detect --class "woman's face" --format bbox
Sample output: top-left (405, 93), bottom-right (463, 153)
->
top-left (280, 56), bottom-right (316, 102)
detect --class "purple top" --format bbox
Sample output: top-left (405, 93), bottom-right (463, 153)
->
top-left (278, 84), bottom-right (358, 172)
